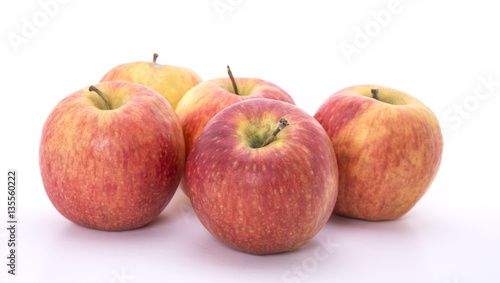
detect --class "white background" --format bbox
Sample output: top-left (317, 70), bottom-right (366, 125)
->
top-left (1, 0), bottom-right (499, 282)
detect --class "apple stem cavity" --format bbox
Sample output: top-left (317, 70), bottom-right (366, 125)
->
top-left (153, 53), bottom-right (159, 63)
top-left (89, 85), bottom-right (111, 110)
top-left (227, 65), bottom-right (239, 95)
top-left (371, 88), bottom-right (380, 100)
top-left (260, 118), bottom-right (289, 148)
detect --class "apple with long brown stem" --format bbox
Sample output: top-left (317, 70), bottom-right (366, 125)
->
top-left (39, 81), bottom-right (185, 231)
top-left (186, 98), bottom-right (338, 254)
top-left (176, 66), bottom-right (296, 195)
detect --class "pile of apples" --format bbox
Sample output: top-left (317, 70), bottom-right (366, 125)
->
top-left (39, 54), bottom-right (443, 255)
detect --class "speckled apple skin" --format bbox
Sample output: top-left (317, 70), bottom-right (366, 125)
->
top-left (314, 85), bottom-right (443, 221)
top-left (39, 81), bottom-right (185, 231)
top-left (186, 99), bottom-right (338, 255)
top-left (176, 78), bottom-right (295, 195)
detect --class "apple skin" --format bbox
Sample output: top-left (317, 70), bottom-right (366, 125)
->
top-left (186, 98), bottom-right (338, 255)
top-left (314, 85), bottom-right (443, 221)
top-left (100, 55), bottom-right (202, 109)
top-left (39, 81), bottom-right (185, 231)
top-left (176, 77), bottom-right (295, 195)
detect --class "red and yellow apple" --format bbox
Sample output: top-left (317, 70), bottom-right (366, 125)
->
top-left (100, 53), bottom-right (202, 109)
top-left (314, 85), bottom-right (443, 221)
top-left (176, 67), bottom-right (295, 195)
top-left (39, 81), bottom-right (185, 231)
top-left (186, 98), bottom-right (338, 254)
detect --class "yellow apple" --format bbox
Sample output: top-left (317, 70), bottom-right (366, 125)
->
top-left (100, 53), bottom-right (202, 109)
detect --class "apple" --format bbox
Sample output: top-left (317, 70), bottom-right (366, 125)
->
top-left (39, 81), bottom-right (185, 231)
top-left (186, 98), bottom-right (338, 255)
top-left (100, 53), bottom-right (202, 109)
top-left (314, 85), bottom-right (443, 221)
top-left (176, 66), bottom-right (295, 195)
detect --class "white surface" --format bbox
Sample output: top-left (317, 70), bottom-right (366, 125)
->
top-left (1, 0), bottom-right (499, 282)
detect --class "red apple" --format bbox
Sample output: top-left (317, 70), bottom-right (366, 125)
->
top-left (186, 98), bottom-right (338, 255)
top-left (176, 66), bottom-right (295, 195)
top-left (100, 53), bottom-right (202, 109)
top-left (39, 81), bottom-right (185, 231)
top-left (314, 85), bottom-right (443, 221)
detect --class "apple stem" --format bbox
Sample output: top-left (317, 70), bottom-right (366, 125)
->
top-left (227, 65), bottom-right (239, 95)
top-left (371, 88), bottom-right (379, 100)
top-left (89, 85), bottom-right (111, 110)
top-left (153, 53), bottom-right (159, 63)
top-left (260, 118), bottom-right (289, 148)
